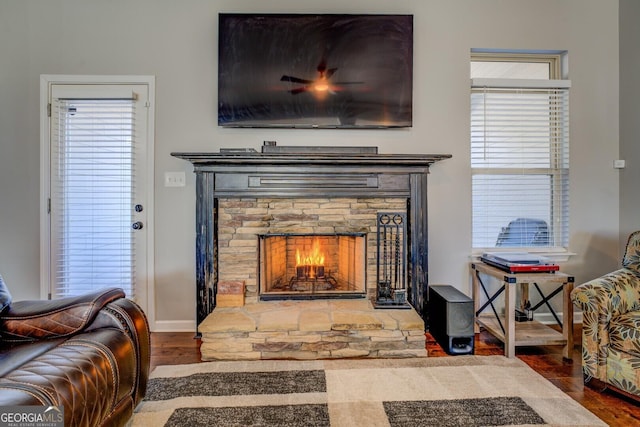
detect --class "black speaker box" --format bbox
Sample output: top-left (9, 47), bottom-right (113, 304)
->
top-left (428, 285), bottom-right (475, 355)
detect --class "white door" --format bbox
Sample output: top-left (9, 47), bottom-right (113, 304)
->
top-left (42, 80), bottom-right (153, 313)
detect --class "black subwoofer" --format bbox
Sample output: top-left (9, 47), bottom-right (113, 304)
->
top-left (428, 285), bottom-right (474, 355)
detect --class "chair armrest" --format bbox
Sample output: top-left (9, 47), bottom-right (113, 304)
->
top-left (104, 298), bottom-right (151, 405)
top-left (571, 268), bottom-right (640, 380)
top-left (0, 288), bottom-right (125, 342)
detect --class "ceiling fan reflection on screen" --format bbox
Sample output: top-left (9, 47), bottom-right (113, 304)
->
top-left (280, 59), bottom-right (363, 97)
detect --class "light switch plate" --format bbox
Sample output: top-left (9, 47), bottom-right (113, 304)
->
top-left (164, 171), bottom-right (186, 187)
top-left (613, 159), bottom-right (626, 169)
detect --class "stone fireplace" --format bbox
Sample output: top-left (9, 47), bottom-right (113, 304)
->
top-left (217, 195), bottom-right (408, 304)
top-left (173, 146), bottom-right (451, 360)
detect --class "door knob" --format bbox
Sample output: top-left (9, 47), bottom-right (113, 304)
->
top-left (132, 221), bottom-right (144, 230)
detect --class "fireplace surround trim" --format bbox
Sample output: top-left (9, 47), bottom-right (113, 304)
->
top-left (172, 149), bottom-right (452, 329)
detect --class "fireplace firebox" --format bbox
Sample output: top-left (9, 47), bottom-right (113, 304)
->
top-left (259, 233), bottom-right (366, 299)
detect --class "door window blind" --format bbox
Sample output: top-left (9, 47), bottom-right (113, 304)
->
top-left (471, 79), bottom-right (570, 249)
top-left (50, 98), bottom-right (136, 297)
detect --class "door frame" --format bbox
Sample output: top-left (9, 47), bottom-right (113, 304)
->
top-left (39, 75), bottom-right (155, 327)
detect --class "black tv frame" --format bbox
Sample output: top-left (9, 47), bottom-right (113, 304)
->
top-left (218, 13), bottom-right (413, 129)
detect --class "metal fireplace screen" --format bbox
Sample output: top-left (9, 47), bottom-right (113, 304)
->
top-left (259, 233), bottom-right (366, 299)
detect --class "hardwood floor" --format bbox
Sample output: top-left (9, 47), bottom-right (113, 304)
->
top-left (150, 327), bottom-right (640, 426)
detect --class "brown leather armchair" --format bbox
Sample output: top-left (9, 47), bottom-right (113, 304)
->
top-left (0, 276), bottom-right (150, 426)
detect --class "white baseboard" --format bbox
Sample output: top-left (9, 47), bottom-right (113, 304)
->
top-left (150, 320), bottom-right (196, 333)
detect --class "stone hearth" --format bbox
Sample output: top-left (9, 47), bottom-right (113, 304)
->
top-left (199, 299), bottom-right (427, 360)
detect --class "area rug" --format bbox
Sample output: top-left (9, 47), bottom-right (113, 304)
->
top-left (131, 355), bottom-right (606, 427)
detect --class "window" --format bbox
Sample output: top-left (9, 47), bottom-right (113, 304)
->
top-left (471, 52), bottom-right (570, 249)
top-left (51, 97), bottom-right (137, 297)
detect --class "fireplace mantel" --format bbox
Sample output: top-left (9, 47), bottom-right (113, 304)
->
top-left (171, 151), bottom-right (451, 166)
top-left (173, 149), bottom-right (451, 328)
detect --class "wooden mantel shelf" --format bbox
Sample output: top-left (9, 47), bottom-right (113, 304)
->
top-left (171, 151), bottom-right (452, 168)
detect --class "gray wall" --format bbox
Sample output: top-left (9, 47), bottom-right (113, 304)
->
top-left (0, 4), bottom-right (35, 301)
top-left (620, 0), bottom-right (640, 246)
top-left (0, 0), bottom-right (622, 329)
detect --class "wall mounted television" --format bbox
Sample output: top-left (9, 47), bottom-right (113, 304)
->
top-left (218, 13), bottom-right (413, 129)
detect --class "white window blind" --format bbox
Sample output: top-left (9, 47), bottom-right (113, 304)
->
top-left (471, 79), bottom-right (570, 249)
top-left (50, 98), bottom-right (136, 297)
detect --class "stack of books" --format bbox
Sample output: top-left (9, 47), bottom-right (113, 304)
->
top-left (480, 252), bottom-right (559, 273)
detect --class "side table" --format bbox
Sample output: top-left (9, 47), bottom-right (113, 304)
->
top-left (470, 262), bottom-right (574, 359)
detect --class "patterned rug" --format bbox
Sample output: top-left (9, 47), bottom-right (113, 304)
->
top-left (131, 355), bottom-right (605, 427)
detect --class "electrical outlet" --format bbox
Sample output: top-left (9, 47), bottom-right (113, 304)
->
top-left (164, 171), bottom-right (186, 187)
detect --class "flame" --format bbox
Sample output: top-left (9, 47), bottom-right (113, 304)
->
top-left (295, 238), bottom-right (325, 267)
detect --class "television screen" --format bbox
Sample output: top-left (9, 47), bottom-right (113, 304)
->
top-left (218, 14), bottom-right (413, 128)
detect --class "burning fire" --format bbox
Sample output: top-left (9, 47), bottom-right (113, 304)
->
top-left (295, 238), bottom-right (325, 279)
top-left (296, 239), bottom-right (325, 266)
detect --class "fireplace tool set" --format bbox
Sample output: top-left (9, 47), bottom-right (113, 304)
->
top-left (375, 212), bottom-right (410, 308)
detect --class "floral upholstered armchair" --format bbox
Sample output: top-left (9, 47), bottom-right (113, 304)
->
top-left (571, 230), bottom-right (640, 400)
